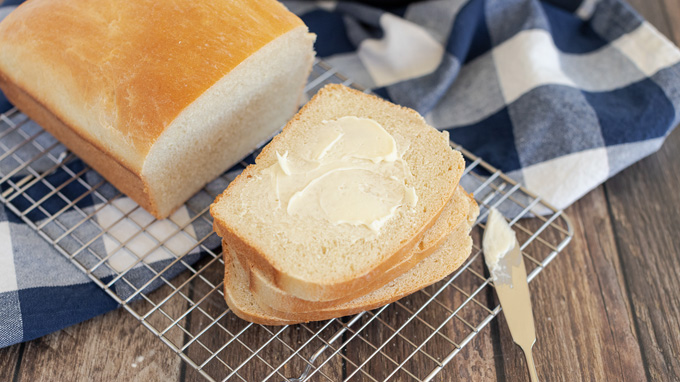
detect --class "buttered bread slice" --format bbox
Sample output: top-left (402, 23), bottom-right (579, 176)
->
top-left (222, 198), bottom-right (477, 325)
top-left (246, 186), bottom-right (473, 313)
top-left (211, 84), bottom-right (465, 302)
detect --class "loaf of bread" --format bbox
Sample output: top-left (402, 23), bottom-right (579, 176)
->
top-left (211, 84), bottom-right (465, 302)
top-left (0, 0), bottom-right (315, 218)
top-left (223, 192), bottom-right (478, 324)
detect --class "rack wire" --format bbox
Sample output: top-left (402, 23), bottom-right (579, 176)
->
top-left (0, 60), bottom-right (572, 381)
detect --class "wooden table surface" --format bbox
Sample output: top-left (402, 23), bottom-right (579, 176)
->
top-left (2, 1), bottom-right (679, 381)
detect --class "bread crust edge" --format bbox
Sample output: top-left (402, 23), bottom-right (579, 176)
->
top-left (0, 73), bottom-right (162, 217)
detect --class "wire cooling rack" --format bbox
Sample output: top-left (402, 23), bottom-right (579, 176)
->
top-left (0, 60), bottom-right (572, 381)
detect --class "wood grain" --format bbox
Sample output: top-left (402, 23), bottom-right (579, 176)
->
top-left (627, 0), bottom-right (672, 36)
top-left (603, 130), bottom-right (680, 382)
top-left (661, 0), bottom-right (680, 44)
top-left (436, 228), bottom-right (500, 381)
top-left (0, 341), bottom-right (22, 382)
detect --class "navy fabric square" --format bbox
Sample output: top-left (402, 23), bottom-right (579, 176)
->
top-left (301, 9), bottom-right (356, 58)
top-left (18, 283), bottom-right (118, 343)
top-left (1, 201), bottom-right (21, 224)
top-left (0, 0), bottom-right (22, 7)
top-left (541, 0), bottom-right (582, 12)
top-left (446, 0), bottom-right (492, 64)
top-left (584, 78), bottom-right (675, 146)
top-left (5, 159), bottom-right (94, 222)
top-left (371, 87), bottom-right (393, 102)
top-left (447, 107), bottom-right (522, 173)
top-left (0, 91), bottom-right (10, 113)
top-left (541, 2), bottom-right (608, 53)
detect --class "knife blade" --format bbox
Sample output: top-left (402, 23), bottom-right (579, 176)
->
top-left (483, 208), bottom-right (539, 382)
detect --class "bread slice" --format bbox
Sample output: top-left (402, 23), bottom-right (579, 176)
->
top-left (212, 84), bottom-right (465, 302)
top-left (224, 248), bottom-right (298, 326)
top-left (222, 196), bottom-right (477, 325)
top-left (0, 0), bottom-right (315, 218)
top-left (247, 186), bottom-right (472, 313)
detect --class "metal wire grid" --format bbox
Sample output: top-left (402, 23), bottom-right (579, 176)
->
top-left (0, 60), bottom-right (573, 382)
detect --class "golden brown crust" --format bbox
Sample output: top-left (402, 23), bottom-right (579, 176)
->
top-left (223, 278), bottom-right (299, 326)
top-left (0, 0), bottom-right (309, 219)
top-left (0, 73), bottom-right (160, 216)
top-left (0, 0), bottom-right (304, 168)
top-left (299, 238), bottom-right (471, 322)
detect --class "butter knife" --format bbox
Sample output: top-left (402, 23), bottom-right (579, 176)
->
top-left (483, 208), bottom-right (539, 382)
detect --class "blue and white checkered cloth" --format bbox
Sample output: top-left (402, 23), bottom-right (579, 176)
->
top-left (1, 0), bottom-right (679, 348)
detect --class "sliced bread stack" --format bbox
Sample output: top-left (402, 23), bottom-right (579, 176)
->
top-left (210, 84), bottom-right (478, 325)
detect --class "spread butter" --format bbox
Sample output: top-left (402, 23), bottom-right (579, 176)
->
top-left (263, 116), bottom-right (417, 233)
top-left (482, 208), bottom-right (517, 280)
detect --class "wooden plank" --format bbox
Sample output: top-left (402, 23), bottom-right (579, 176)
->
top-left (13, 285), bottom-right (186, 382)
top-left (603, 127), bottom-right (680, 382)
top-left (603, 2), bottom-right (680, 381)
top-left (0, 342), bottom-right (22, 382)
top-left (493, 188), bottom-right (646, 381)
top-left (660, 0), bottom-right (680, 44)
top-left (627, 0), bottom-right (673, 37)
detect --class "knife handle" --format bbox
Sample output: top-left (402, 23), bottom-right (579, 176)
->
top-left (521, 344), bottom-right (539, 382)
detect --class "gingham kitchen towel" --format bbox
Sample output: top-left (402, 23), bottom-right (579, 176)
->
top-left (1, 0), bottom-right (679, 348)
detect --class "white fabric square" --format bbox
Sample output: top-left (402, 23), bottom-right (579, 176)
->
top-left (522, 148), bottom-right (609, 209)
top-left (95, 198), bottom-right (197, 273)
top-left (612, 22), bottom-right (680, 77)
top-left (0, 221), bottom-right (17, 293)
top-left (576, 0), bottom-right (599, 20)
top-left (493, 29), bottom-right (576, 104)
top-left (359, 13), bottom-right (444, 87)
